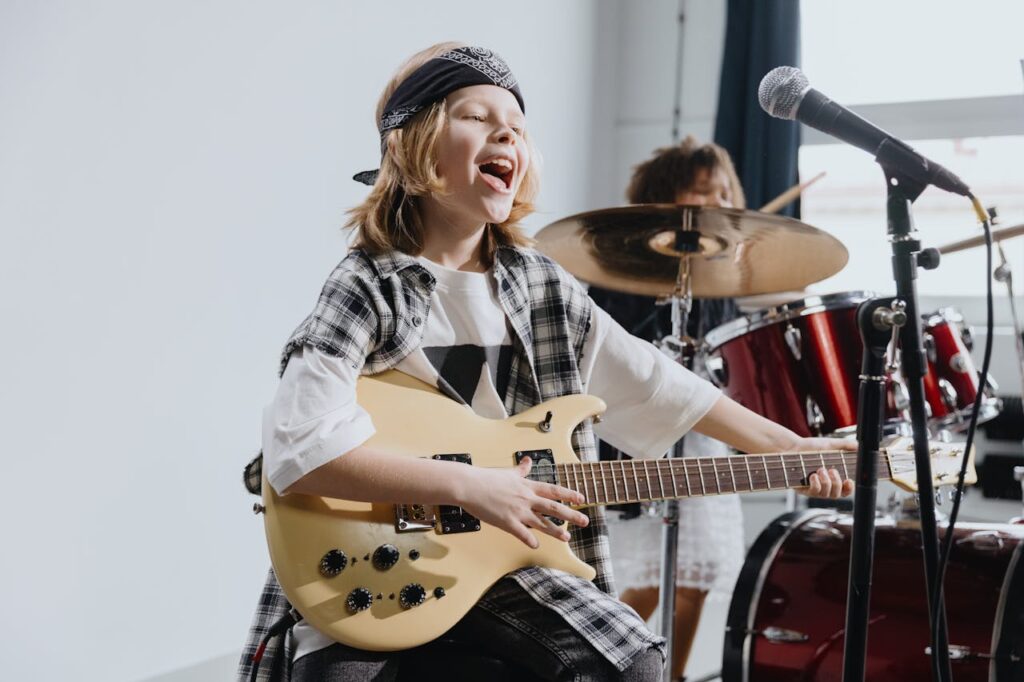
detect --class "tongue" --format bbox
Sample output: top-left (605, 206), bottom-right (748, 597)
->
top-left (480, 169), bottom-right (507, 192)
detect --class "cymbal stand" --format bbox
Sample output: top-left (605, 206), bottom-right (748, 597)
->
top-left (991, 234), bottom-right (1024, 397)
top-left (656, 212), bottom-right (700, 682)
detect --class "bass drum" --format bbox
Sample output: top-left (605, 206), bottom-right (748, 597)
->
top-left (723, 510), bottom-right (1024, 682)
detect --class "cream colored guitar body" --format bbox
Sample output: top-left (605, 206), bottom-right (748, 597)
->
top-left (262, 370), bottom-right (605, 652)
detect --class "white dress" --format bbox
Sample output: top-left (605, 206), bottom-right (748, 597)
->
top-left (606, 417), bottom-right (745, 599)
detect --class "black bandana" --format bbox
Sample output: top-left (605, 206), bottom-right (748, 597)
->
top-left (354, 46), bottom-right (524, 186)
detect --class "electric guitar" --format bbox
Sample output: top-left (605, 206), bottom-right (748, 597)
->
top-left (261, 370), bottom-right (975, 651)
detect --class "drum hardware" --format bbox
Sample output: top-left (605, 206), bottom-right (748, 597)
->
top-left (805, 397), bottom-right (825, 435)
top-left (748, 626), bottom-right (810, 644)
top-left (923, 644), bottom-right (1011, 663)
top-left (783, 323), bottom-right (802, 360)
top-left (955, 530), bottom-right (1010, 551)
top-left (1014, 467), bottom-right (1024, 524)
top-left (938, 211), bottom-right (1024, 428)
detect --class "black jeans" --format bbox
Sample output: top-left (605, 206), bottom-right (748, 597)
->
top-left (291, 578), bottom-right (663, 681)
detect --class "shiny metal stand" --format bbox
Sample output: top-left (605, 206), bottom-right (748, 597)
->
top-left (656, 216), bottom-right (700, 682)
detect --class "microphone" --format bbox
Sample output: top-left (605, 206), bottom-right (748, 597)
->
top-left (758, 66), bottom-right (970, 197)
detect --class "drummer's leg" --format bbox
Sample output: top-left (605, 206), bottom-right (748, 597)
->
top-left (670, 586), bottom-right (708, 680)
top-left (619, 585), bottom-right (659, 622)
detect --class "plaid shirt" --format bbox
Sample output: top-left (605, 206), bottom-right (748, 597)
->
top-left (238, 246), bottom-right (663, 680)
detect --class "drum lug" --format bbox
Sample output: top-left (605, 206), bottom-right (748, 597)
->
top-left (955, 529), bottom-right (1007, 551)
top-left (704, 352), bottom-right (728, 386)
top-left (805, 397), bottom-right (824, 435)
top-left (924, 333), bottom-right (938, 364)
top-left (755, 626), bottom-right (811, 643)
top-left (784, 323), bottom-right (802, 361)
top-left (924, 644), bottom-right (995, 661)
top-left (937, 378), bottom-right (959, 411)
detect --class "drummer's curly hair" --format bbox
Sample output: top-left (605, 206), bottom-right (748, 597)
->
top-left (626, 136), bottom-right (746, 208)
top-left (346, 41), bottom-right (537, 266)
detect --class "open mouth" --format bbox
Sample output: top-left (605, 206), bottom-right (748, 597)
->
top-left (478, 157), bottom-right (515, 193)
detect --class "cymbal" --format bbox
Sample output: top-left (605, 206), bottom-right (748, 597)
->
top-left (937, 223), bottom-right (1024, 255)
top-left (534, 205), bottom-right (848, 298)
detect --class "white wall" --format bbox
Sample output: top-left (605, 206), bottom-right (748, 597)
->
top-left (594, 0), bottom-right (727, 205)
top-left (0, 2), bottom-right (605, 680)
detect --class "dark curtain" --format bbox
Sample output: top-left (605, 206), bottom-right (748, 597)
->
top-left (714, 0), bottom-right (802, 217)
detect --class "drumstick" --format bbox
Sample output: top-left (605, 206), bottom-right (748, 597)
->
top-left (759, 171), bottom-right (827, 214)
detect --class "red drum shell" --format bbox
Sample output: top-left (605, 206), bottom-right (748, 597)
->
top-left (922, 309), bottom-right (1001, 431)
top-left (703, 292), bottom-right (883, 437)
top-left (723, 510), bottom-right (1024, 682)
top-left (703, 295), bottom-right (1001, 437)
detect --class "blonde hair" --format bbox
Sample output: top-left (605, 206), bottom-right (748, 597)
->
top-left (346, 42), bottom-right (538, 264)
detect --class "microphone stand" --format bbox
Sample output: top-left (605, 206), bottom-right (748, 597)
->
top-left (841, 151), bottom-right (953, 682)
top-left (842, 296), bottom-right (902, 681)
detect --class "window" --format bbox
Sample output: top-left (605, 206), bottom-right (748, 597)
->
top-left (798, 1), bottom-right (1024, 297)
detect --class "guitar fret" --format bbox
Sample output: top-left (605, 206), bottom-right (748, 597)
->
top-left (642, 460), bottom-right (652, 500)
top-left (655, 460), bottom-right (666, 500)
top-left (591, 465), bottom-right (601, 504)
top-left (681, 459), bottom-right (691, 497)
top-left (799, 452), bottom-right (808, 485)
top-left (670, 460), bottom-right (679, 498)
top-left (761, 457), bottom-right (770, 490)
top-left (580, 463), bottom-right (590, 502)
top-left (711, 457), bottom-right (721, 495)
top-left (781, 455), bottom-right (790, 487)
top-left (600, 463), bottom-right (609, 505)
top-left (841, 454), bottom-right (850, 481)
top-left (631, 460), bottom-right (641, 501)
top-left (611, 462), bottom-right (620, 503)
top-left (727, 457), bottom-right (736, 494)
top-left (697, 458), bottom-right (706, 495)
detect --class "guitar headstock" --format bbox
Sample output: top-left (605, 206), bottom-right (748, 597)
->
top-left (883, 436), bottom-right (977, 493)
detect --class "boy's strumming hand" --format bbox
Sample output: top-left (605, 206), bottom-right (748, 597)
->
top-left (455, 456), bottom-right (589, 549)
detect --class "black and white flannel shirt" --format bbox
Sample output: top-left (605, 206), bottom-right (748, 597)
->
top-left (238, 246), bottom-right (664, 680)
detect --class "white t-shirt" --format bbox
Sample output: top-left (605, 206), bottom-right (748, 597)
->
top-left (262, 257), bottom-right (722, 660)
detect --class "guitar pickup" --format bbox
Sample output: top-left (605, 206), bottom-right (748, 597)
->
top-left (433, 454), bottom-right (481, 535)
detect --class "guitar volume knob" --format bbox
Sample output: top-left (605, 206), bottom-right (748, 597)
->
top-left (346, 587), bottom-right (374, 613)
top-left (319, 550), bottom-right (348, 577)
top-left (399, 583), bottom-right (427, 609)
top-left (372, 544), bottom-right (401, 570)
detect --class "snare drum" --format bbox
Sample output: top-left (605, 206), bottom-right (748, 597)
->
top-left (723, 510), bottom-right (1024, 682)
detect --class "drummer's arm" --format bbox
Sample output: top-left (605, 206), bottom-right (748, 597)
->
top-left (694, 394), bottom-right (855, 498)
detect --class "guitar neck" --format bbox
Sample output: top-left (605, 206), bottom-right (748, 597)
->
top-left (551, 450), bottom-right (889, 506)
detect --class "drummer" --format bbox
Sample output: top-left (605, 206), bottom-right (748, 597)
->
top-left (591, 137), bottom-right (750, 680)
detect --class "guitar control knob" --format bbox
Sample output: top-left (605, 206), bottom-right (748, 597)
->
top-left (319, 550), bottom-right (348, 577)
top-left (346, 587), bottom-right (373, 613)
top-left (372, 544), bottom-right (400, 571)
top-left (399, 583), bottom-right (427, 609)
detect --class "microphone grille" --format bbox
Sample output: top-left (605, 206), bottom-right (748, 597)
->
top-left (758, 66), bottom-right (810, 120)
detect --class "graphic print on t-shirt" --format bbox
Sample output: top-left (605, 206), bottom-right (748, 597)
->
top-left (423, 344), bottom-right (513, 406)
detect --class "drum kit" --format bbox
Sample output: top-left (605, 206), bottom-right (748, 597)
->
top-left (534, 204), bottom-right (1024, 682)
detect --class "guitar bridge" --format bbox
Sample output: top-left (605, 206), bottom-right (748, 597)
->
top-left (433, 454), bottom-right (481, 535)
top-left (395, 503), bottom-right (437, 532)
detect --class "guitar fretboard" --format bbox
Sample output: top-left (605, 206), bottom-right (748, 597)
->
top-left (542, 451), bottom-right (891, 505)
